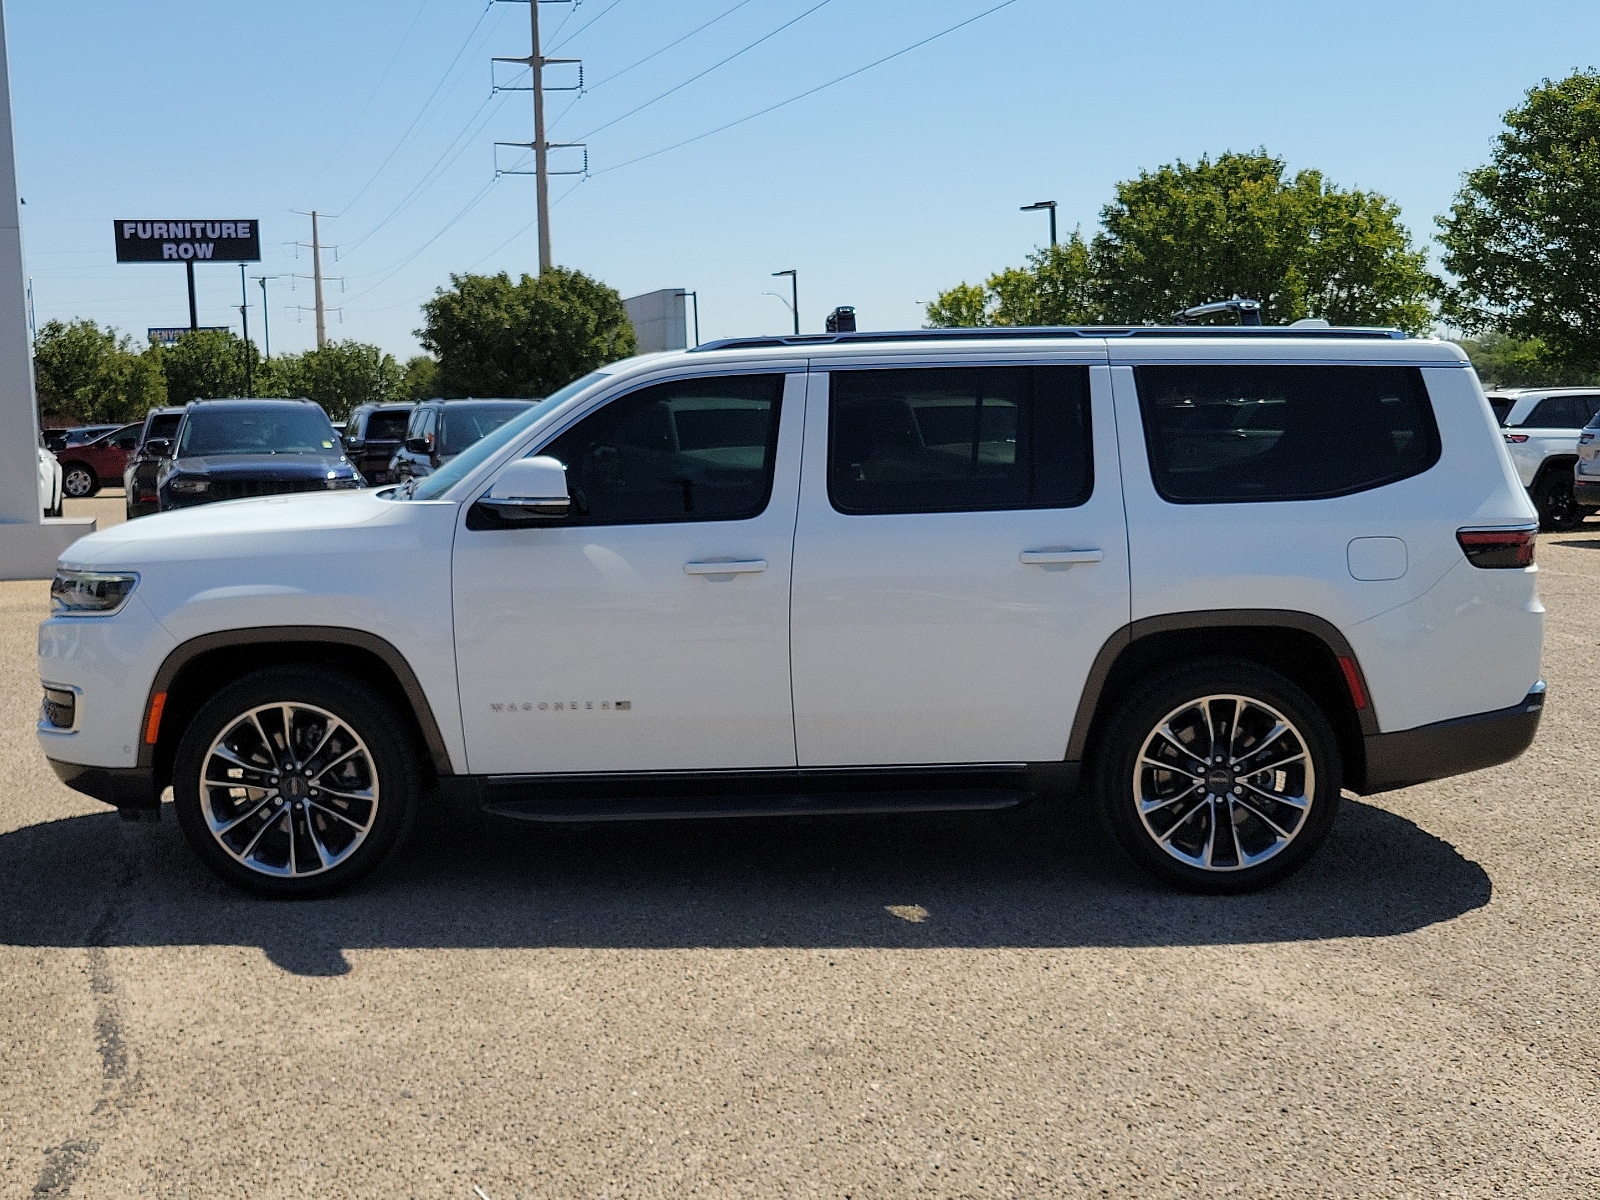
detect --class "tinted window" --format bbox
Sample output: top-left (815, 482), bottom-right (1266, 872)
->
top-left (1135, 365), bottom-right (1440, 503)
top-left (1525, 395), bottom-right (1582, 428)
top-left (827, 366), bottom-right (1092, 515)
top-left (145, 413), bottom-right (181, 444)
top-left (439, 404), bottom-right (531, 455)
top-left (1581, 395), bottom-right (1600, 424)
top-left (1488, 396), bottom-right (1514, 426)
top-left (178, 407), bottom-right (338, 456)
top-left (366, 411), bottom-right (411, 440)
top-left (540, 374), bottom-right (784, 525)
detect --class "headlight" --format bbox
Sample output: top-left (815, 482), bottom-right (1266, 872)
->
top-left (169, 478), bottom-right (209, 494)
top-left (50, 569), bottom-right (139, 615)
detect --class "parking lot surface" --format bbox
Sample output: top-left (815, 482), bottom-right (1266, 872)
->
top-left (3, 534), bottom-right (1599, 1198)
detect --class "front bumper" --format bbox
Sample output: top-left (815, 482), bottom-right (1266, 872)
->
top-left (48, 759), bottom-right (158, 814)
top-left (1360, 684), bottom-right (1545, 794)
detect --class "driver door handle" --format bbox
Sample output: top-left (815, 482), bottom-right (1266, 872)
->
top-left (1019, 548), bottom-right (1103, 566)
top-left (684, 559), bottom-right (768, 575)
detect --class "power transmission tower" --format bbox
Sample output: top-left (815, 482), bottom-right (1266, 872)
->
top-left (291, 210), bottom-right (342, 347)
top-left (492, 0), bottom-right (585, 274)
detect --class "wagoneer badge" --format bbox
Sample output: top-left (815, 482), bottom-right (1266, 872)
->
top-left (491, 700), bottom-right (632, 712)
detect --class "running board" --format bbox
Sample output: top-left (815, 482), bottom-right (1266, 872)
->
top-left (471, 763), bottom-right (1076, 824)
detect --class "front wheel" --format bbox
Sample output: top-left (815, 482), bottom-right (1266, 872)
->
top-left (172, 667), bottom-right (421, 897)
top-left (1091, 659), bottom-right (1342, 893)
top-left (1535, 474), bottom-right (1584, 532)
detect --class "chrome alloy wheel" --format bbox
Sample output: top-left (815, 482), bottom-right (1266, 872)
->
top-left (1134, 693), bottom-right (1314, 873)
top-left (199, 702), bottom-right (380, 878)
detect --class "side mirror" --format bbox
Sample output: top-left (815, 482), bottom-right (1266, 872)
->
top-left (344, 437), bottom-right (365, 452)
top-left (475, 455), bottom-right (570, 522)
top-left (404, 436), bottom-right (430, 454)
top-left (144, 439), bottom-right (171, 458)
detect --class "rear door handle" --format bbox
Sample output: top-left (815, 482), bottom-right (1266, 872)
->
top-left (1019, 548), bottom-right (1104, 566)
top-left (684, 559), bottom-right (768, 575)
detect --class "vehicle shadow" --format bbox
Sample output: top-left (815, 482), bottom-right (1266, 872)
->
top-left (0, 797), bottom-right (1491, 976)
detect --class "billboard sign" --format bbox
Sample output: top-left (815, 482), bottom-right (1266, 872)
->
top-left (114, 220), bottom-right (260, 264)
top-left (148, 326), bottom-right (227, 348)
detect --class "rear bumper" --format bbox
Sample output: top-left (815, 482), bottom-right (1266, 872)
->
top-left (1360, 684), bottom-right (1544, 794)
top-left (1575, 479), bottom-right (1600, 509)
top-left (48, 759), bottom-right (157, 812)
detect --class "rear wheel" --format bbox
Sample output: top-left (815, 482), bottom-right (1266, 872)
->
top-left (172, 667), bottom-right (421, 897)
top-left (1091, 658), bottom-right (1342, 893)
top-left (61, 463), bottom-right (97, 498)
top-left (1535, 473), bottom-right (1584, 531)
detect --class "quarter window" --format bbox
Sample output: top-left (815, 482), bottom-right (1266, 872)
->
top-left (826, 365), bottom-right (1093, 515)
top-left (538, 374), bottom-right (784, 525)
top-left (1135, 365), bottom-right (1441, 503)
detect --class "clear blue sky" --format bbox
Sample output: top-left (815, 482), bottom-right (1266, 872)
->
top-left (8, 0), bottom-right (1599, 360)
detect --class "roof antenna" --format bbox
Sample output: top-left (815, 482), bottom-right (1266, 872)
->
top-left (1171, 297), bottom-right (1263, 326)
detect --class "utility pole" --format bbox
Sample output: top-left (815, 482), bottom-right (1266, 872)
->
top-left (238, 264), bottom-right (252, 397)
top-left (1021, 200), bottom-right (1058, 247)
top-left (493, 0), bottom-right (582, 275)
top-left (186, 260), bottom-right (198, 330)
top-left (291, 211), bottom-right (340, 347)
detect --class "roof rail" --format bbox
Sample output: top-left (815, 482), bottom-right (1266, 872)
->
top-left (689, 325), bottom-right (1407, 353)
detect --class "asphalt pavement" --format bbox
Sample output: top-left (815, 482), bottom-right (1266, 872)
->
top-left (2, 527), bottom-right (1598, 1197)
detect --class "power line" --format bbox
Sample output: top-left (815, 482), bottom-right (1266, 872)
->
top-left (571, 0), bottom-right (836, 142)
top-left (334, 2), bottom-right (501, 217)
top-left (592, 0), bottom-right (1023, 177)
top-left (341, 89), bottom-right (511, 255)
top-left (547, 0), bottom-right (627, 52)
top-left (300, 0), bottom-right (433, 204)
top-left (573, 0), bottom-right (756, 96)
top-left (341, 176), bottom-right (503, 304)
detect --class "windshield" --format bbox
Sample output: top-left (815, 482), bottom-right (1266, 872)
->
top-left (440, 403), bottom-right (532, 455)
top-left (408, 371), bottom-right (612, 501)
top-left (178, 406), bottom-right (338, 456)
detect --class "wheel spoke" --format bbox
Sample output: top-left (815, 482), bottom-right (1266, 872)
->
top-left (1232, 718), bottom-right (1288, 765)
top-left (248, 711), bottom-right (279, 767)
top-left (208, 742), bottom-right (269, 775)
top-left (1141, 755), bottom-right (1200, 780)
top-left (314, 744), bottom-right (362, 780)
top-left (1240, 777), bottom-right (1309, 811)
top-left (1152, 727), bottom-right (1209, 774)
top-left (1139, 780), bottom-right (1204, 814)
top-left (1231, 791), bottom-right (1297, 839)
top-left (211, 792), bottom-right (277, 835)
top-left (238, 806), bottom-right (286, 862)
top-left (308, 799), bottom-right (366, 832)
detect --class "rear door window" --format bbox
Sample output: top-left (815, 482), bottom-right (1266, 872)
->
top-left (1134, 364), bottom-right (1440, 503)
top-left (366, 411), bottom-right (410, 441)
top-left (1523, 395), bottom-right (1582, 428)
top-left (826, 365), bottom-right (1093, 515)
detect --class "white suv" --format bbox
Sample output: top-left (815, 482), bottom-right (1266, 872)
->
top-left (1488, 387), bottom-right (1600, 530)
top-left (38, 328), bottom-right (1546, 896)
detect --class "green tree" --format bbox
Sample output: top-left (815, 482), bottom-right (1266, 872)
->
top-left (1439, 71), bottom-right (1600, 372)
top-left (33, 319), bottom-right (165, 423)
top-left (417, 267), bottom-right (636, 398)
top-left (284, 341), bottom-right (403, 421)
top-left (399, 354), bottom-right (438, 399)
top-left (926, 237), bottom-right (1098, 327)
top-left (1093, 151), bottom-right (1435, 331)
top-left (155, 328), bottom-right (254, 405)
top-left (1457, 332), bottom-right (1600, 389)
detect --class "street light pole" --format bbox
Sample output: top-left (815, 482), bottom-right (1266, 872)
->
top-left (772, 269), bottom-right (798, 335)
top-left (238, 264), bottom-right (251, 397)
top-left (257, 276), bottom-right (271, 360)
top-left (1021, 200), bottom-right (1058, 247)
top-left (683, 289), bottom-right (700, 347)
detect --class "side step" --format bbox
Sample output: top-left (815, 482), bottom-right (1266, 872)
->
top-left (475, 764), bottom-right (1064, 824)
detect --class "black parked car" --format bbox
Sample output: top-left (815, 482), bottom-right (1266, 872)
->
top-left (341, 401), bottom-right (416, 484)
top-left (123, 406), bottom-right (187, 519)
top-left (388, 398), bottom-right (536, 481)
top-left (157, 398), bottom-right (364, 511)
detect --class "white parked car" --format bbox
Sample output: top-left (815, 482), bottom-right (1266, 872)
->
top-left (39, 327), bottom-right (1545, 897)
top-left (1487, 387), bottom-right (1600, 530)
top-left (37, 443), bottom-right (62, 518)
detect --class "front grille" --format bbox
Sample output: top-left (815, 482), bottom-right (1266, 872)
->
top-left (208, 478), bottom-right (332, 502)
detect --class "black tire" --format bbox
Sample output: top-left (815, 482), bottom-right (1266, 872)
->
top-left (1534, 473), bottom-right (1585, 532)
top-left (1090, 657), bottom-right (1342, 894)
top-left (61, 462), bottom-right (97, 498)
top-left (172, 666), bottom-right (422, 898)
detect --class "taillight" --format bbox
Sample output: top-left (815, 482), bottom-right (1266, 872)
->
top-left (1504, 433), bottom-right (1530, 443)
top-left (1457, 526), bottom-right (1537, 569)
